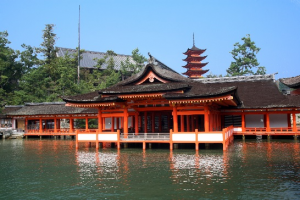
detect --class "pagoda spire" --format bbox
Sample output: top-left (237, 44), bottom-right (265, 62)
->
top-left (182, 34), bottom-right (209, 79)
top-left (193, 32), bottom-right (195, 46)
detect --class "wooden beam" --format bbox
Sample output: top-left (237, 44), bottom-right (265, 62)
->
top-left (177, 111), bottom-right (205, 115)
top-left (135, 107), bottom-right (173, 112)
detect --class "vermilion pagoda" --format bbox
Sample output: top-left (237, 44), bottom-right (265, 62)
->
top-left (182, 37), bottom-right (209, 78)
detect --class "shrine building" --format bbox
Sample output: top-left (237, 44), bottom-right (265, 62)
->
top-left (2, 45), bottom-right (300, 151)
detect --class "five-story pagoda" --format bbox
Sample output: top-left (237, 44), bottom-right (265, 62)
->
top-left (182, 35), bottom-right (209, 78)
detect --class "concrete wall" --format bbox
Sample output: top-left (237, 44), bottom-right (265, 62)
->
top-left (270, 114), bottom-right (288, 127)
top-left (245, 114), bottom-right (265, 128)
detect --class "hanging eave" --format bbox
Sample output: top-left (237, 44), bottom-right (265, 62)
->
top-left (183, 55), bottom-right (207, 62)
top-left (168, 95), bottom-right (237, 107)
top-left (182, 63), bottom-right (208, 69)
top-left (183, 48), bottom-right (206, 55)
top-left (182, 69), bottom-right (209, 76)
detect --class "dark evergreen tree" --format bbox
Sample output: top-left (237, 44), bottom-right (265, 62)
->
top-left (227, 34), bottom-right (266, 76)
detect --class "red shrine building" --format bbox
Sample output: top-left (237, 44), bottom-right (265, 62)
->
top-left (2, 47), bottom-right (300, 150)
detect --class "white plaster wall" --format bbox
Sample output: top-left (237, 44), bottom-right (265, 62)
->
top-left (245, 114), bottom-right (264, 128)
top-left (98, 134), bottom-right (118, 141)
top-left (78, 134), bottom-right (96, 141)
top-left (270, 114), bottom-right (288, 127)
top-left (172, 134), bottom-right (196, 142)
top-left (198, 133), bottom-right (223, 142)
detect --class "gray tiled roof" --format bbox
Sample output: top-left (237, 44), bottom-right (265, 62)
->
top-left (56, 47), bottom-right (136, 70)
top-left (6, 102), bottom-right (97, 116)
top-left (280, 75), bottom-right (300, 89)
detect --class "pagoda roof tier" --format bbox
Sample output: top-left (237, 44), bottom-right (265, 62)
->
top-left (280, 75), bottom-right (300, 89)
top-left (183, 55), bottom-right (207, 62)
top-left (182, 62), bottom-right (208, 69)
top-left (182, 69), bottom-right (209, 77)
top-left (183, 45), bottom-right (206, 55)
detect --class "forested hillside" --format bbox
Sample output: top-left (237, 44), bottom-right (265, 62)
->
top-left (0, 24), bottom-right (146, 112)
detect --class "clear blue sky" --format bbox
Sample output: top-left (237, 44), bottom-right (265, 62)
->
top-left (1, 0), bottom-right (300, 79)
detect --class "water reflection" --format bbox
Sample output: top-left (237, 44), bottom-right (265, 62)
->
top-left (5, 139), bottom-right (298, 199)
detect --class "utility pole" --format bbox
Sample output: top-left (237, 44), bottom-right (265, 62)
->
top-left (77, 5), bottom-right (80, 84)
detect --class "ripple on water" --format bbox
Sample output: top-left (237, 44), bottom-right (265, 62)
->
top-left (0, 139), bottom-right (300, 199)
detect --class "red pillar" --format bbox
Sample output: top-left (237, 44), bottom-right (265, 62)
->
top-left (124, 107), bottom-right (128, 135)
top-left (70, 118), bottom-right (73, 133)
top-left (266, 113), bottom-right (270, 132)
top-left (111, 117), bottom-right (114, 132)
top-left (39, 118), bottom-right (42, 133)
top-left (242, 114), bottom-right (245, 132)
top-left (293, 113), bottom-right (297, 132)
top-left (54, 118), bottom-right (57, 133)
top-left (85, 117), bottom-right (88, 131)
top-left (204, 106), bottom-right (209, 132)
top-left (98, 108), bottom-right (102, 133)
top-left (172, 106), bottom-right (178, 133)
top-left (102, 118), bottom-right (105, 130)
top-left (135, 113), bottom-right (139, 134)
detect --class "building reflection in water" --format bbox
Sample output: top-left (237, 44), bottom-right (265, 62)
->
top-left (169, 151), bottom-right (229, 189)
top-left (74, 140), bottom-right (300, 197)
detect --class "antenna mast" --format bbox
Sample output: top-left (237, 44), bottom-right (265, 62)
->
top-left (77, 5), bottom-right (80, 84)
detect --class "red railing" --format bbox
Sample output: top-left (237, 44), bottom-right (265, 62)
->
top-left (245, 127), bottom-right (266, 132)
top-left (270, 127), bottom-right (293, 132)
top-left (222, 125), bottom-right (234, 150)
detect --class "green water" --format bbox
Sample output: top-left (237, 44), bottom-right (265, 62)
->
top-left (1, 139), bottom-right (300, 199)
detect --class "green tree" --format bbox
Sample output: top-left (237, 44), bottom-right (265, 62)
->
top-left (227, 34), bottom-right (266, 76)
top-left (120, 48), bottom-right (146, 80)
top-left (38, 24), bottom-right (57, 65)
top-left (13, 24), bottom-right (81, 104)
top-left (0, 31), bottom-right (24, 109)
top-left (206, 72), bottom-right (223, 78)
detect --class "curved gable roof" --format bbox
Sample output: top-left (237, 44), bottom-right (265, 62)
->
top-left (280, 75), bottom-right (300, 89)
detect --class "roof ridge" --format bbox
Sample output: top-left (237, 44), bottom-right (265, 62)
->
top-left (196, 74), bottom-right (276, 83)
top-left (57, 47), bottom-right (132, 57)
top-left (24, 102), bottom-right (66, 106)
top-left (4, 105), bottom-right (24, 108)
